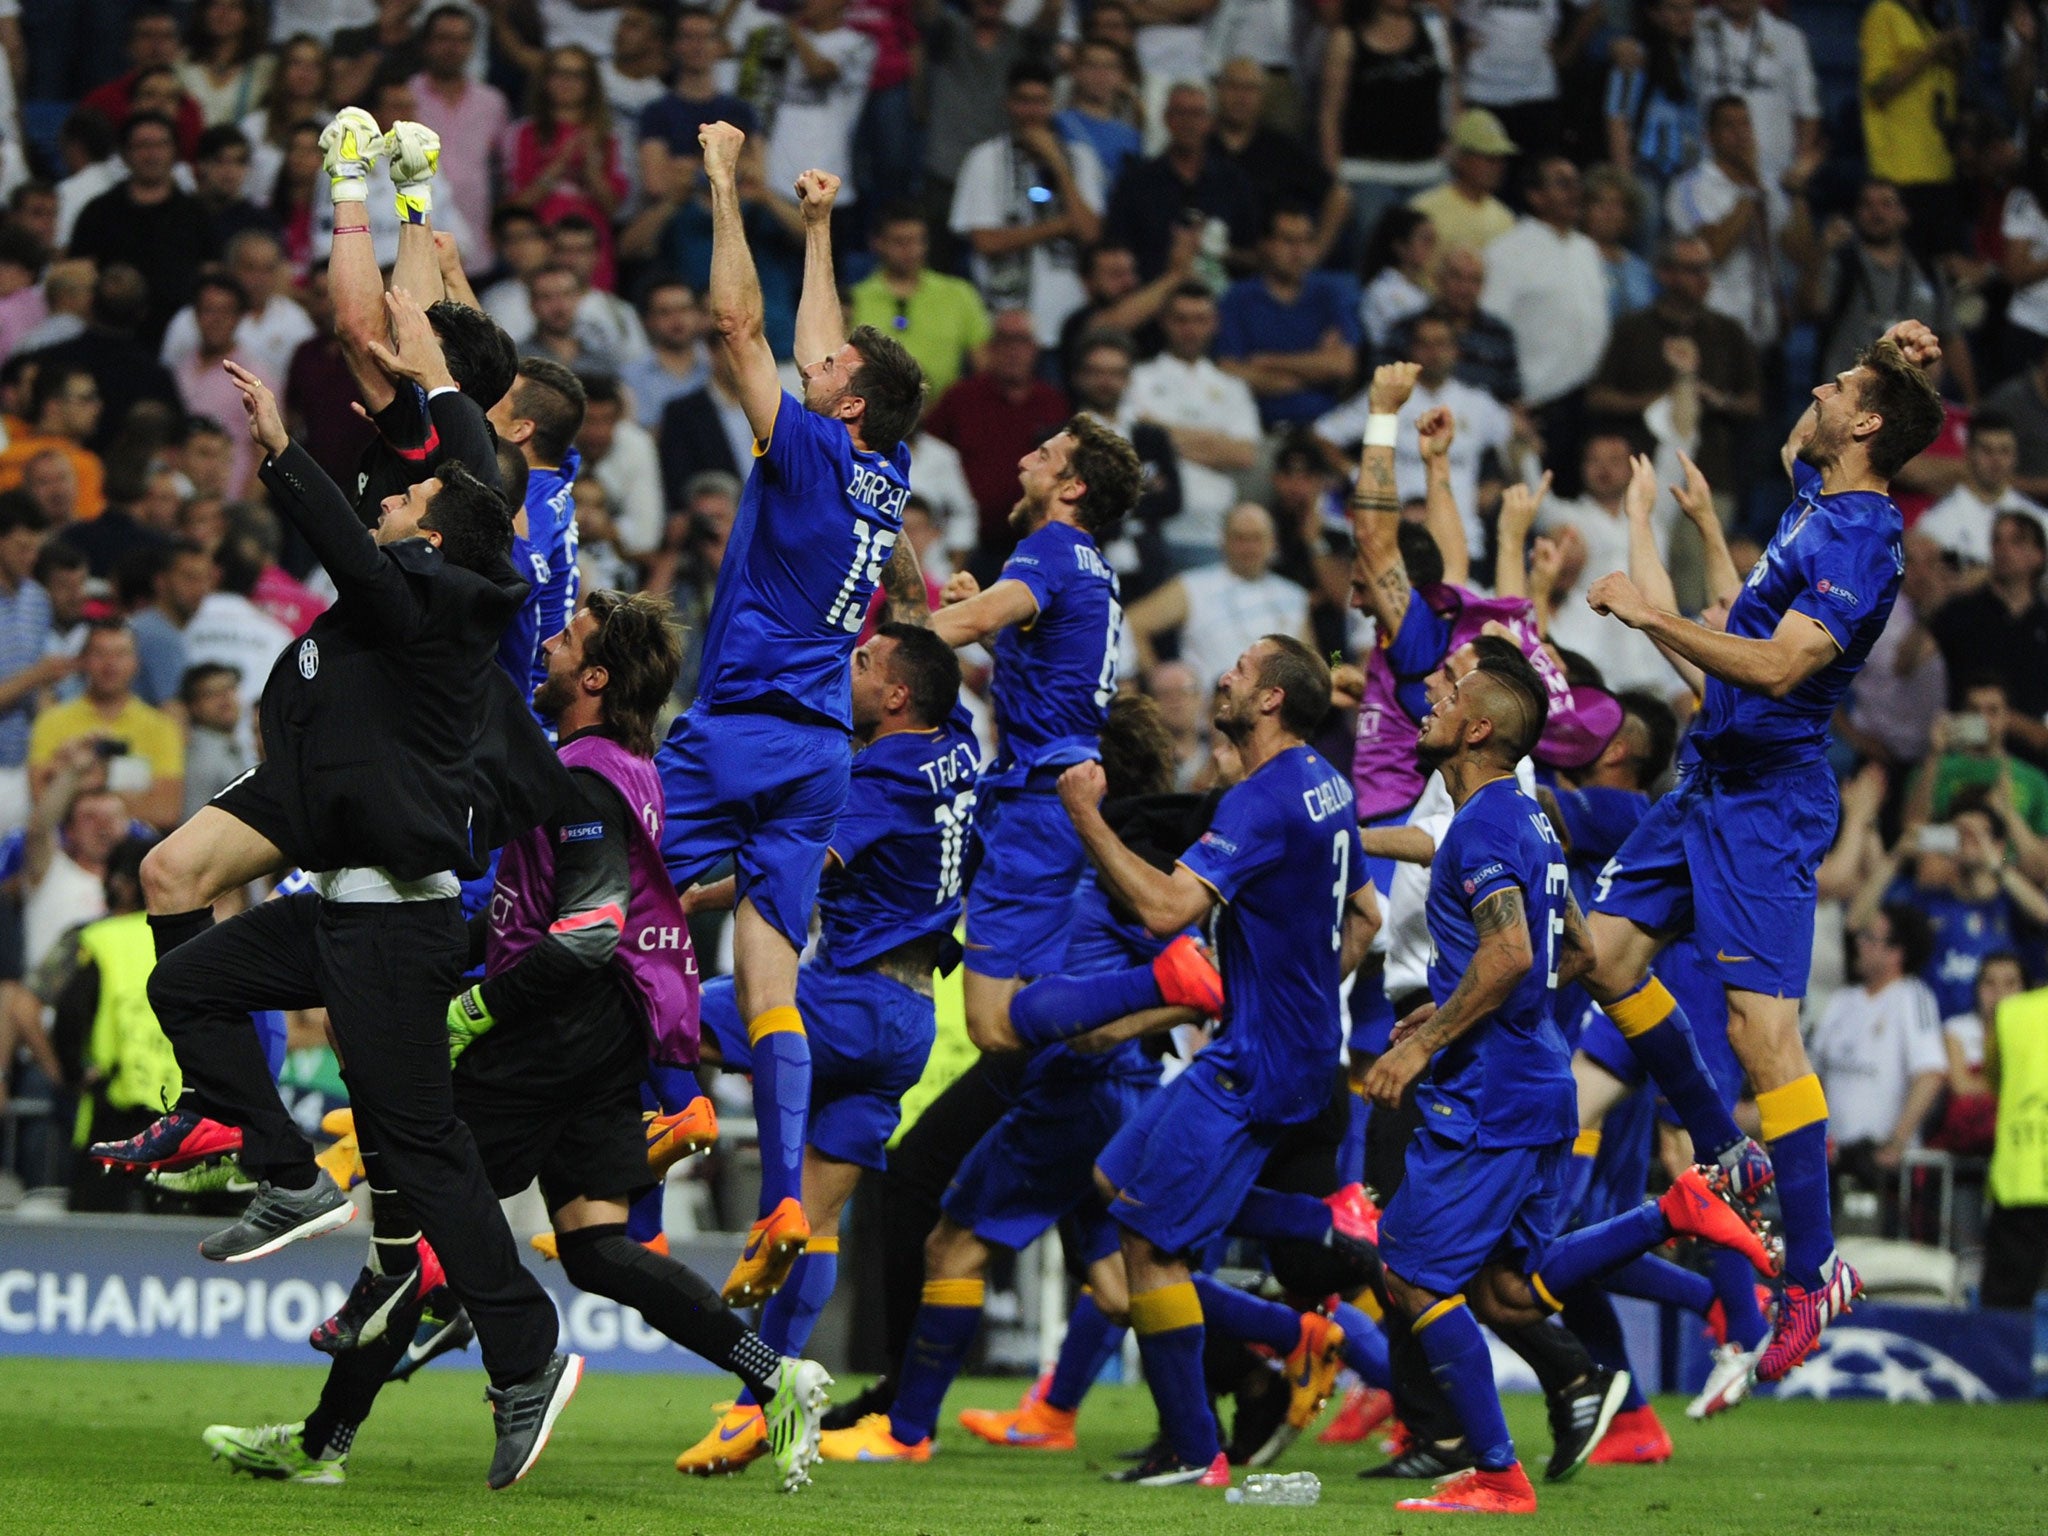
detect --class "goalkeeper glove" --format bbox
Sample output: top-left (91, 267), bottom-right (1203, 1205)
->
top-left (447, 986), bottom-right (496, 1064)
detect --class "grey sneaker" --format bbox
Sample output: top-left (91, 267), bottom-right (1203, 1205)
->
top-left (486, 1352), bottom-right (584, 1489)
top-left (199, 1169), bottom-right (356, 1263)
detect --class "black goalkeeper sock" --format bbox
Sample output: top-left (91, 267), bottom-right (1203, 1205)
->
top-left (147, 907), bottom-right (214, 963)
top-left (1496, 1315), bottom-right (1597, 1399)
top-left (302, 1328), bottom-right (407, 1458)
top-left (556, 1223), bottom-right (781, 1400)
top-left (367, 1186), bottom-right (421, 1276)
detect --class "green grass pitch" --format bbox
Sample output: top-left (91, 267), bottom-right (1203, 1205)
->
top-left (1, 1357), bottom-right (2041, 1535)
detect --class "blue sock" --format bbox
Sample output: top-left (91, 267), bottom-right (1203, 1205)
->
top-left (746, 1009), bottom-right (810, 1214)
top-left (1710, 1248), bottom-right (1769, 1349)
top-left (1130, 1281), bottom-right (1219, 1467)
top-left (1602, 1253), bottom-right (1714, 1314)
top-left (738, 1237), bottom-right (840, 1407)
top-left (1009, 964), bottom-right (1162, 1048)
top-left (1332, 1300), bottom-right (1391, 1388)
top-left (1339, 1086), bottom-right (1368, 1189)
top-left (1562, 1129), bottom-right (1601, 1225)
top-left (1228, 1186), bottom-right (1333, 1246)
top-left (1191, 1274), bottom-right (1300, 1354)
top-left (1603, 977), bottom-right (1744, 1161)
top-left (1046, 1290), bottom-right (1123, 1411)
top-left (888, 1278), bottom-right (984, 1445)
top-left (1758, 1075), bottom-right (1834, 1288)
top-left (1413, 1297), bottom-right (1516, 1470)
top-left (624, 1182), bottom-right (664, 1243)
top-left (1560, 1289), bottom-right (1647, 1411)
top-left (645, 1060), bottom-right (700, 1115)
top-left (1532, 1203), bottom-right (1667, 1300)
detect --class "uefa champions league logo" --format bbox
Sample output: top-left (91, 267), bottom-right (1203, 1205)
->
top-left (1773, 1327), bottom-right (1998, 1403)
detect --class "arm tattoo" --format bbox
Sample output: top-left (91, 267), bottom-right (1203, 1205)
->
top-left (878, 539), bottom-right (928, 627)
top-left (1472, 886), bottom-right (1526, 937)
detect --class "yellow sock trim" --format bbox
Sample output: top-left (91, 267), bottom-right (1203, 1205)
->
top-left (805, 1235), bottom-right (840, 1256)
top-left (1349, 1078), bottom-right (1368, 1098)
top-left (1757, 1074), bottom-right (1828, 1142)
top-left (1347, 1286), bottom-right (1385, 1323)
top-left (747, 1005), bottom-right (805, 1044)
top-left (1413, 1294), bottom-right (1466, 1331)
top-left (1604, 978), bottom-right (1676, 1038)
top-left (1129, 1281), bottom-right (1204, 1335)
top-left (1573, 1128), bottom-right (1603, 1158)
top-left (1529, 1273), bottom-right (1563, 1314)
top-left (922, 1277), bottom-right (985, 1308)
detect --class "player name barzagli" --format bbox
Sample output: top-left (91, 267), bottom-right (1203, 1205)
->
top-left (845, 466), bottom-right (910, 521)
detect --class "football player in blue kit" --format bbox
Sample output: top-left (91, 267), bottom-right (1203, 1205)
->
top-left (655, 123), bottom-right (930, 1305)
top-left (671, 624), bottom-right (978, 1474)
top-left (486, 357), bottom-right (587, 709)
top-left (1001, 636), bottom-right (1378, 1487)
top-left (814, 693), bottom-right (1206, 1467)
top-left (1578, 321), bottom-right (1947, 1382)
top-left (923, 416), bottom-right (1146, 1051)
top-left (1365, 648), bottom-right (1777, 1516)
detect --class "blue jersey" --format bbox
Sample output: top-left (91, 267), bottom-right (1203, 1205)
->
top-left (1895, 878), bottom-right (2016, 1019)
top-left (697, 392), bottom-right (909, 730)
top-left (1547, 783), bottom-right (1649, 1046)
top-left (1180, 745), bottom-right (1366, 1124)
top-left (816, 706), bottom-right (980, 970)
top-left (1024, 868), bottom-right (1166, 1089)
top-left (989, 520), bottom-right (1120, 783)
top-left (524, 449), bottom-right (581, 695)
top-left (1423, 776), bottom-right (1577, 1149)
top-left (1690, 458), bottom-right (1901, 771)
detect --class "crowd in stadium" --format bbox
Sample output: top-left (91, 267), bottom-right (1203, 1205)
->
top-left (0, 0), bottom-right (2043, 1502)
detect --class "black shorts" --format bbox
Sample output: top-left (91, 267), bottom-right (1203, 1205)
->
top-left (211, 761), bottom-right (298, 858)
top-left (454, 1048), bottom-right (651, 1215)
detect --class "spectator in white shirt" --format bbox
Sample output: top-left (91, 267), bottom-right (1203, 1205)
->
top-left (1314, 310), bottom-right (1514, 552)
top-left (160, 230), bottom-right (314, 382)
top-left (1690, 0), bottom-right (1821, 192)
top-left (574, 373), bottom-right (664, 559)
top-left (550, 214), bottom-right (647, 362)
top-left (907, 428), bottom-right (977, 573)
top-left (1536, 428), bottom-right (1686, 695)
top-left (1120, 282), bottom-right (1262, 562)
top-left (619, 277), bottom-right (708, 429)
top-left (182, 541), bottom-right (293, 718)
top-left (1917, 414), bottom-right (2048, 568)
top-left (1122, 502), bottom-right (1313, 693)
top-left (756, 0), bottom-right (876, 219)
top-left (53, 108), bottom-right (124, 252)
top-left (951, 59), bottom-right (1106, 347)
top-left (1664, 94), bottom-right (1817, 349)
top-left (1480, 156), bottom-right (1609, 465)
top-left (1455, 0), bottom-right (1581, 161)
top-left (1811, 903), bottom-right (1949, 1177)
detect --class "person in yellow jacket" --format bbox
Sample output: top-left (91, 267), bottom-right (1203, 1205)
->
top-left (57, 838), bottom-right (178, 1209)
top-left (1982, 983), bottom-right (2048, 1308)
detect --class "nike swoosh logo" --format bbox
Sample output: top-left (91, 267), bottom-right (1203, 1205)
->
top-left (718, 1422), bottom-right (755, 1443)
top-left (1715, 950), bottom-right (1752, 963)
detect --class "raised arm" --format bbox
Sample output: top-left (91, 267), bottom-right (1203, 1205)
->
top-left (792, 167), bottom-right (847, 370)
top-left (1362, 881), bottom-right (1534, 1107)
top-left (700, 121), bottom-right (785, 444)
top-left (1587, 569), bottom-right (1837, 700)
top-left (1058, 762), bottom-right (1218, 935)
top-left (927, 569), bottom-right (1040, 648)
top-left (1416, 404), bottom-right (1470, 588)
top-left (1492, 472), bottom-right (1550, 603)
top-left (1672, 450), bottom-right (1740, 608)
top-left (1349, 362), bottom-right (1420, 635)
top-left (876, 538), bottom-right (930, 626)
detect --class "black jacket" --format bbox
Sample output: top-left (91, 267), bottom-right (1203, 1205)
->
top-left (255, 442), bottom-right (572, 881)
top-left (658, 386), bottom-right (743, 509)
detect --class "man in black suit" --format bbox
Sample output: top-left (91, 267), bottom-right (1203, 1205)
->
top-left (656, 346), bottom-right (752, 510)
top-left (94, 300), bottom-right (583, 1490)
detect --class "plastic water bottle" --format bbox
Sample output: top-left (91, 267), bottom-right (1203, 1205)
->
top-left (1224, 1471), bottom-right (1322, 1506)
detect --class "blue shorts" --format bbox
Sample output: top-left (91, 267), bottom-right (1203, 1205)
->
top-left (699, 965), bottom-right (935, 1171)
top-left (1378, 1126), bottom-right (1568, 1297)
top-left (1096, 1056), bottom-right (1282, 1257)
top-left (658, 708), bottom-right (851, 951)
top-left (1590, 761), bottom-right (1837, 999)
top-left (964, 784), bottom-right (1085, 980)
top-left (944, 1073), bottom-right (1146, 1250)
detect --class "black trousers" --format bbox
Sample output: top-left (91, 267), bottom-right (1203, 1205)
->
top-left (149, 893), bottom-right (557, 1386)
top-left (1981, 1202), bottom-right (2048, 1310)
